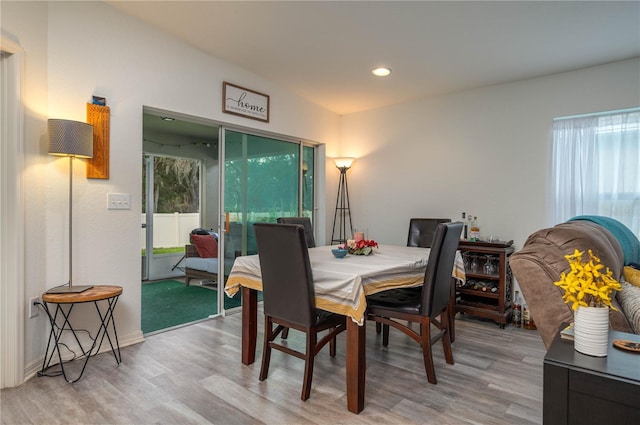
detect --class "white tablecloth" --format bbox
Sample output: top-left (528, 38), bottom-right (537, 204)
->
top-left (225, 244), bottom-right (465, 325)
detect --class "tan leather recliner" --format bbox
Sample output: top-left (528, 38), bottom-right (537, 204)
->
top-left (510, 220), bottom-right (632, 349)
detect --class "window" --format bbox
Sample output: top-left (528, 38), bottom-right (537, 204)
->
top-left (551, 108), bottom-right (640, 237)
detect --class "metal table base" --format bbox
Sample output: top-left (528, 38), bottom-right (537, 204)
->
top-left (38, 285), bottom-right (123, 383)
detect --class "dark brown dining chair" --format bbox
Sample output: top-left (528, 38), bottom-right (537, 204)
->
top-left (277, 217), bottom-right (316, 248)
top-left (367, 221), bottom-right (463, 384)
top-left (403, 217), bottom-right (458, 342)
top-left (276, 217), bottom-right (316, 340)
top-left (407, 218), bottom-right (451, 248)
top-left (253, 222), bottom-right (346, 401)
top-left (376, 217), bottom-right (454, 335)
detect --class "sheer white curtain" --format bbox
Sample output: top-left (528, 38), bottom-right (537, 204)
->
top-left (551, 109), bottom-right (640, 237)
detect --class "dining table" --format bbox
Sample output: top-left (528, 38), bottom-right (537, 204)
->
top-left (224, 244), bottom-right (465, 414)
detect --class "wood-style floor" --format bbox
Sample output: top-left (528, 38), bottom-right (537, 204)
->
top-left (1, 311), bottom-right (546, 425)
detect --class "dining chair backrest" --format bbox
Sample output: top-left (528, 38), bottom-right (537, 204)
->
top-left (407, 218), bottom-right (452, 248)
top-left (277, 217), bottom-right (316, 248)
top-left (254, 222), bottom-right (316, 327)
top-left (421, 222), bottom-right (463, 317)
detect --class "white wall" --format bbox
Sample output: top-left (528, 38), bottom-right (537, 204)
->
top-left (340, 58), bottom-right (640, 250)
top-left (3, 0), bottom-right (340, 380)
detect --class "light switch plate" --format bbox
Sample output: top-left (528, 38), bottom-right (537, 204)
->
top-left (107, 193), bottom-right (131, 210)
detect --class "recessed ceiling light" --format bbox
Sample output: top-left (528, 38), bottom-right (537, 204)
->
top-left (161, 116), bottom-right (175, 121)
top-left (372, 67), bottom-right (391, 77)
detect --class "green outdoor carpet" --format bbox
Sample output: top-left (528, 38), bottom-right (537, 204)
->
top-left (141, 280), bottom-right (241, 334)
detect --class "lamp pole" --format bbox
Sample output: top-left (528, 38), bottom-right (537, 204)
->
top-left (330, 158), bottom-right (354, 245)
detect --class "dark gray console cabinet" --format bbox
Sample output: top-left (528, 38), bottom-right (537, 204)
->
top-left (543, 330), bottom-right (640, 425)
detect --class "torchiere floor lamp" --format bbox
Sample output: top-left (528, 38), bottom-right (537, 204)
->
top-left (330, 157), bottom-right (354, 245)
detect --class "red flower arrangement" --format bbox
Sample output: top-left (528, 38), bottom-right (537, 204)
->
top-left (341, 239), bottom-right (379, 255)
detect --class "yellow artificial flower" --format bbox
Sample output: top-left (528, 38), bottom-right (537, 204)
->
top-left (553, 249), bottom-right (622, 310)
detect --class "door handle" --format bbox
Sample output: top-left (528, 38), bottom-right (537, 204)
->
top-left (225, 212), bottom-right (230, 234)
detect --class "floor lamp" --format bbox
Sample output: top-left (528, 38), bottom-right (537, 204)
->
top-left (46, 119), bottom-right (95, 294)
top-left (330, 157), bottom-right (354, 245)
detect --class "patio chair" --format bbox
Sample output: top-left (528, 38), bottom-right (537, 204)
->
top-left (184, 229), bottom-right (218, 286)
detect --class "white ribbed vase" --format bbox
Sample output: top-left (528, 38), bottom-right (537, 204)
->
top-left (573, 306), bottom-right (609, 357)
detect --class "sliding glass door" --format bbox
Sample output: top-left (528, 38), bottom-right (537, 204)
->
top-left (221, 129), bottom-right (313, 309)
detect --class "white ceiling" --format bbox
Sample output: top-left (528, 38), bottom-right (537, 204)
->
top-left (106, 1), bottom-right (640, 115)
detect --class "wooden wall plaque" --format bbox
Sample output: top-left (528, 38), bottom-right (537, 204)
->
top-left (86, 103), bottom-right (110, 179)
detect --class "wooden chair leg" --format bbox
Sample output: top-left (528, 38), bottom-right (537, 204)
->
top-left (420, 317), bottom-right (437, 384)
top-left (301, 331), bottom-right (316, 401)
top-left (259, 316), bottom-right (273, 381)
top-left (441, 310), bottom-right (454, 365)
top-left (449, 278), bottom-right (456, 342)
top-left (376, 322), bottom-right (382, 334)
top-left (448, 309), bottom-right (455, 343)
top-left (281, 327), bottom-right (289, 339)
top-left (382, 323), bottom-right (390, 347)
top-left (329, 335), bottom-right (336, 357)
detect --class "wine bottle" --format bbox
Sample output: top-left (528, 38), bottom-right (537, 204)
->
top-left (523, 304), bottom-right (531, 329)
top-left (513, 290), bottom-right (522, 328)
top-left (470, 216), bottom-right (480, 241)
top-left (462, 212), bottom-right (468, 239)
top-left (523, 304), bottom-right (537, 330)
top-left (527, 315), bottom-right (537, 330)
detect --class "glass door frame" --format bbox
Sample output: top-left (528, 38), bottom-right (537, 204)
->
top-left (217, 125), bottom-right (323, 315)
top-left (142, 154), bottom-right (152, 281)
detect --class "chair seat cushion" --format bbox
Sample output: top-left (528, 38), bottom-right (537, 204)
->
top-left (315, 309), bottom-right (345, 326)
top-left (185, 257), bottom-right (218, 274)
top-left (367, 288), bottom-right (422, 315)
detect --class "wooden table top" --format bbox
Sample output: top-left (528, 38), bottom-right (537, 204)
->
top-left (42, 285), bottom-right (123, 304)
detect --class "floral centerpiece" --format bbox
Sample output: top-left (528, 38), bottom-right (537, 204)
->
top-left (554, 249), bottom-right (623, 357)
top-left (341, 239), bottom-right (379, 256)
top-left (553, 249), bottom-right (622, 310)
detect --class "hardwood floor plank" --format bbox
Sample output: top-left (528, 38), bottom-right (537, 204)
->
top-left (201, 374), bottom-right (319, 424)
top-left (1, 311), bottom-right (545, 424)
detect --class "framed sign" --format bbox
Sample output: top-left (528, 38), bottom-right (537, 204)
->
top-left (222, 82), bottom-right (270, 123)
